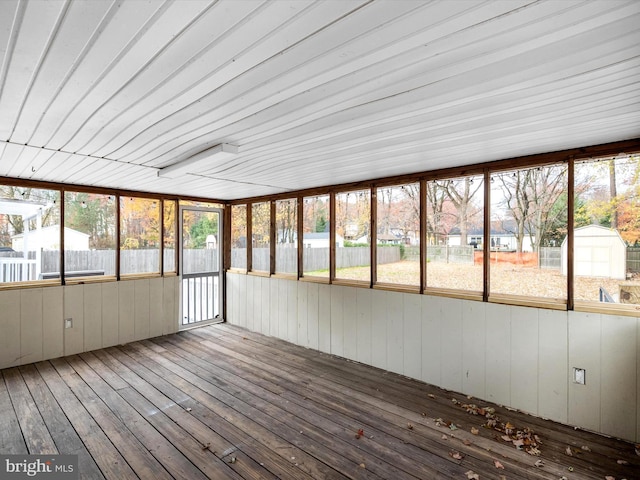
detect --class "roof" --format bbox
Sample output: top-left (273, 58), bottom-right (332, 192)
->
top-left (0, 1), bottom-right (638, 200)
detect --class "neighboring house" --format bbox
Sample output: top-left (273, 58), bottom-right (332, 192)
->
top-left (446, 225), bottom-right (535, 251)
top-left (303, 232), bottom-right (344, 248)
top-left (561, 224), bottom-right (626, 279)
top-left (12, 226), bottom-right (89, 251)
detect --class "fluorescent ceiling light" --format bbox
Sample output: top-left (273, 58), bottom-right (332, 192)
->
top-left (157, 143), bottom-right (238, 179)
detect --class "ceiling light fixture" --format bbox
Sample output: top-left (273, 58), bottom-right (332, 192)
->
top-left (157, 143), bottom-right (238, 179)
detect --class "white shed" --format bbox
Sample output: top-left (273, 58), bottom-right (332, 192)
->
top-left (561, 225), bottom-right (626, 279)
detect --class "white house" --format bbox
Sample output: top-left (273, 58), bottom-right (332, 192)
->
top-left (303, 232), bottom-right (344, 248)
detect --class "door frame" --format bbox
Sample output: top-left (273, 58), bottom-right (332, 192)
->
top-left (178, 205), bottom-right (224, 329)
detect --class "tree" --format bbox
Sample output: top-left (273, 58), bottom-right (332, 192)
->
top-left (495, 165), bottom-right (567, 252)
top-left (186, 214), bottom-right (218, 249)
top-left (442, 177), bottom-right (482, 246)
top-left (276, 199), bottom-right (296, 243)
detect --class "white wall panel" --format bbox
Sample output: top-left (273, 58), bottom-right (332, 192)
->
top-left (510, 306), bottom-right (539, 415)
top-left (330, 286), bottom-right (344, 356)
top-left (83, 283), bottom-right (103, 352)
top-left (42, 286), bottom-right (64, 361)
top-left (247, 275), bottom-right (259, 332)
top-left (421, 295), bottom-right (441, 386)
top-left (317, 284), bottom-right (330, 353)
top-left (277, 279), bottom-right (288, 338)
top-left (118, 281), bottom-right (135, 345)
top-left (20, 289), bottom-right (43, 365)
top-left (287, 280), bottom-right (299, 344)
top-left (356, 288), bottom-right (372, 365)
top-left (270, 278), bottom-right (280, 337)
top-left (238, 274), bottom-right (248, 329)
top-left (307, 282), bottom-right (319, 350)
top-left (133, 279), bottom-right (151, 341)
top-left (386, 291), bottom-right (404, 375)
top-left (163, 276), bottom-right (178, 335)
top-left (485, 303), bottom-right (511, 406)
top-left (227, 273), bottom-right (238, 325)
top-left (568, 311), bottom-right (601, 433)
top-left (403, 293), bottom-right (422, 380)
top-left (600, 315), bottom-right (637, 441)
top-left (0, 290), bottom-right (20, 368)
top-left (439, 297), bottom-right (463, 392)
top-left (64, 285), bottom-right (84, 356)
top-left (538, 308), bottom-right (567, 423)
top-left (149, 278), bottom-right (164, 338)
top-left (370, 290), bottom-right (388, 370)
top-left (297, 281), bottom-right (308, 348)
top-left (342, 287), bottom-right (358, 361)
top-left (261, 277), bottom-right (271, 335)
top-left (461, 300), bottom-right (485, 399)
top-left (102, 282), bottom-right (119, 347)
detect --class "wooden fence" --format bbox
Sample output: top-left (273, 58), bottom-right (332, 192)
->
top-left (232, 246), bottom-right (401, 273)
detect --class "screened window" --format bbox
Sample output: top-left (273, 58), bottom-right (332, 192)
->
top-left (376, 184), bottom-right (420, 286)
top-left (0, 186), bottom-right (60, 283)
top-left (489, 165), bottom-right (567, 301)
top-left (275, 199), bottom-right (297, 275)
top-left (163, 200), bottom-right (176, 273)
top-left (335, 189), bottom-right (370, 282)
top-left (64, 192), bottom-right (115, 279)
top-left (425, 176), bottom-right (483, 293)
top-left (251, 202), bottom-right (270, 272)
top-left (120, 197), bottom-right (160, 275)
top-left (574, 155), bottom-right (640, 305)
top-left (302, 195), bottom-right (329, 277)
top-left (230, 205), bottom-right (247, 270)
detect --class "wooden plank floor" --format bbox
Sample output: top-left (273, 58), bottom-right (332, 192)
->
top-left (1, 323), bottom-right (638, 480)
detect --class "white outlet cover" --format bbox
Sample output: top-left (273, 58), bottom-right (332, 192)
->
top-left (573, 368), bottom-right (585, 385)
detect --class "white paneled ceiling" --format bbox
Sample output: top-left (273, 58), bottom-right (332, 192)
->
top-left (0, 0), bottom-right (638, 200)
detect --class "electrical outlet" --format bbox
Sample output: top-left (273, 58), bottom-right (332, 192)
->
top-left (573, 367), bottom-right (585, 385)
top-left (64, 318), bottom-right (73, 329)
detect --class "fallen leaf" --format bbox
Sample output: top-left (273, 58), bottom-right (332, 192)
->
top-left (355, 428), bottom-right (364, 439)
top-left (567, 466), bottom-right (574, 472)
top-left (512, 439), bottom-right (524, 449)
top-left (605, 477), bottom-right (615, 480)
top-left (442, 435), bottom-right (448, 440)
top-left (449, 451), bottom-right (464, 460)
top-left (428, 393), bottom-right (435, 399)
top-left (359, 463), bottom-right (365, 469)
top-left (465, 470), bottom-right (480, 480)
top-left (407, 423), bottom-right (414, 430)
top-left (565, 446), bottom-right (573, 456)
top-left (201, 442), bottom-right (211, 451)
top-left (501, 435), bottom-right (511, 442)
top-left (449, 423), bottom-right (457, 431)
top-left (499, 476), bottom-right (507, 480)
top-left (494, 460), bottom-right (504, 469)
top-left (463, 439), bottom-right (472, 446)
top-left (617, 459), bottom-right (629, 465)
top-left (229, 457), bottom-right (236, 464)
top-left (505, 422), bottom-right (515, 432)
top-left (581, 445), bottom-right (591, 452)
top-left (534, 459), bottom-right (544, 468)
top-left (471, 427), bottom-right (479, 435)
top-left (185, 407), bottom-right (192, 412)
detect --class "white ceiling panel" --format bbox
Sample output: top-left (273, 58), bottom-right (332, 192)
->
top-left (0, 0), bottom-right (638, 200)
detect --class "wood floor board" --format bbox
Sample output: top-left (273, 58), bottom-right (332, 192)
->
top-left (152, 334), bottom-right (457, 480)
top-left (34, 360), bottom-right (138, 480)
top-left (18, 364), bottom-right (104, 479)
top-left (0, 370), bottom-right (28, 454)
top-left (159, 332), bottom-right (469, 479)
top-left (2, 367), bottom-right (58, 454)
top-left (121, 341), bottom-right (360, 480)
top-left (170, 331), bottom-right (560, 480)
top-left (1, 323), bottom-right (637, 480)
top-left (178, 330), bottom-right (563, 480)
